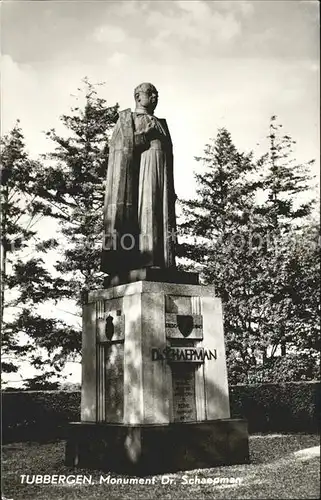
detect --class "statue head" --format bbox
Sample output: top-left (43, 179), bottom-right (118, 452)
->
top-left (134, 82), bottom-right (158, 114)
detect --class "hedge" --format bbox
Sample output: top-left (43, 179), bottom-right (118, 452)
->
top-left (229, 381), bottom-right (320, 433)
top-left (2, 382), bottom-right (320, 442)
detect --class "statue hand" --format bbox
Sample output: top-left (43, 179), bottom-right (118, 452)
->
top-left (144, 118), bottom-right (157, 138)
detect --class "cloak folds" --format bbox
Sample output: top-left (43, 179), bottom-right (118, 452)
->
top-left (101, 108), bottom-right (176, 275)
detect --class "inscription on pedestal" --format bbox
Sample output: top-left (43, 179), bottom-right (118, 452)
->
top-left (171, 365), bottom-right (196, 422)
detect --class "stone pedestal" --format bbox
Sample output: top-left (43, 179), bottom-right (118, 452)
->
top-left (65, 420), bottom-right (249, 474)
top-left (66, 280), bottom-right (249, 472)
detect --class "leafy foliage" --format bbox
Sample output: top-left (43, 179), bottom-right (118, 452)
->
top-left (1, 80), bottom-right (118, 387)
top-left (0, 123), bottom-right (80, 387)
top-left (42, 78), bottom-right (119, 298)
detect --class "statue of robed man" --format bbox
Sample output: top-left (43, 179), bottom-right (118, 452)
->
top-left (101, 82), bottom-right (177, 274)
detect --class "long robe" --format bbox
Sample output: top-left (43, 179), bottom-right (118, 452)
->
top-left (101, 108), bottom-right (176, 274)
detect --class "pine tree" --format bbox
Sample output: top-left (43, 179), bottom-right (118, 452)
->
top-left (179, 129), bottom-right (262, 379)
top-left (21, 78), bottom-right (119, 381)
top-left (2, 80), bottom-right (119, 387)
top-left (0, 123), bottom-right (79, 388)
top-left (41, 79), bottom-right (119, 300)
top-left (179, 122), bottom-right (319, 383)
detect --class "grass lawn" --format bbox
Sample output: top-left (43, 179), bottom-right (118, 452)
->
top-left (2, 434), bottom-right (320, 500)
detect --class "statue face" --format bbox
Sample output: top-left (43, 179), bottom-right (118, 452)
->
top-left (136, 83), bottom-right (158, 112)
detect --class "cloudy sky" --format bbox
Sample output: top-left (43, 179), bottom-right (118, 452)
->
top-left (2, 0), bottom-right (320, 200)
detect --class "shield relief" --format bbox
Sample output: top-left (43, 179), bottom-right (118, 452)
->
top-left (177, 315), bottom-right (194, 337)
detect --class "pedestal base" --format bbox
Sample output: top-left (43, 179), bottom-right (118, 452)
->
top-left (103, 268), bottom-right (199, 287)
top-left (65, 419), bottom-right (249, 474)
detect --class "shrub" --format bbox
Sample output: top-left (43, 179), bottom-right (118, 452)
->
top-left (2, 382), bottom-right (320, 442)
